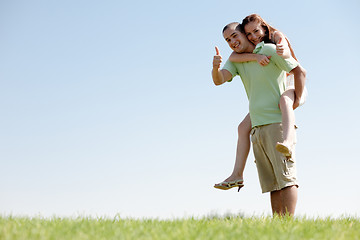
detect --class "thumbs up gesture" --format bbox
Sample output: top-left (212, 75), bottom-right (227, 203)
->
top-left (276, 38), bottom-right (285, 56)
top-left (213, 46), bottom-right (222, 69)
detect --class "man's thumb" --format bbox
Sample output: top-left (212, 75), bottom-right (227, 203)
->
top-left (215, 46), bottom-right (220, 55)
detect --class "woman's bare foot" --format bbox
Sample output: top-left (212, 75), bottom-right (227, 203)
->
top-left (223, 174), bottom-right (243, 183)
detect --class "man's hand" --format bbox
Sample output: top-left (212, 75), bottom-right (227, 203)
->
top-left (213, 46), bottom-right (222, 69)
top-left (293, 97), bottom-right (300, 110)
top-left (256, 55), bottom-right (271, 66)
top-left (212, 46), bottom-right (232, 85)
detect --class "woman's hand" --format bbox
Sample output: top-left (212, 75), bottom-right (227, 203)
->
top-left (276, 43), bottom-right (285, 56)
top-left (275, 37), bottom-right (291, 58)
top-left (256, 55), bottom-right (271, 66)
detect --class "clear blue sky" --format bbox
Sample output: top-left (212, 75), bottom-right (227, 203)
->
top-left (1, 0), bottom-right (359, 219)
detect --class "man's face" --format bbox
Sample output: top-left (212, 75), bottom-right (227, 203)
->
top-left (223, 27), bottom-right (250, 53)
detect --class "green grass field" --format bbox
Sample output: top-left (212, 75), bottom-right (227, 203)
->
top-left (1, 215), bottom-right (359, 240)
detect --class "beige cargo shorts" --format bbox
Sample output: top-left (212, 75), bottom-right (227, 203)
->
top-left (250, 123), bottom-right (298, 193)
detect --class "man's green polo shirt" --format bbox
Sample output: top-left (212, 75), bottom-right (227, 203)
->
top-left (223, 42), bottom-right (299, 127)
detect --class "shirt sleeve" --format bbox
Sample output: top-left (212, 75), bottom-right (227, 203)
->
top-left (223, 59), bottom-right (238, 82)
top-left (255, 43), bottom-right (299, 73)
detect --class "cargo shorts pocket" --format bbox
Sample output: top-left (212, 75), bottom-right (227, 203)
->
top-left (250, 128), bottom-right (257, 144)
top-left (283, 156), bottom-right (295, 176)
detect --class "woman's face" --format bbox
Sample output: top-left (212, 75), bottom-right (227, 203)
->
top-left (244, 21), bottom-right (266, 45)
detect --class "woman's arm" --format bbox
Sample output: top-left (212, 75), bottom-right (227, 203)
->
top-left (229, 52), bottom-right (271, 66)
top-left (273, 31), bottom-right (291, 59)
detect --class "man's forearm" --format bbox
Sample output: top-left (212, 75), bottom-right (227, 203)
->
top-left (212, 68), bottom-right (226, 86)
top-left (292, 66), bottom-right (306, 101)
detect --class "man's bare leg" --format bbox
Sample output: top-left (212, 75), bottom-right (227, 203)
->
top-left (281, 185), bottom-right (298, 215)
top-left (270, 185), bottom-right (298, 216)
top-left (271, 190), bottom-right (283, 216)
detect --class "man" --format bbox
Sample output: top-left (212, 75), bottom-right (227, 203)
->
top-left (212, 22), bottom-right (306, 216)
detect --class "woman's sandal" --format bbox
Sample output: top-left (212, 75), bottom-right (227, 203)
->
top-left (214, 179), bottom-right (244, 192)
top-left (275, 142), bottom-right (292, 157)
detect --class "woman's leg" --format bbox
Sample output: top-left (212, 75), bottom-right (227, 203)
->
top-left (215, 113), bottom-right (251, 188)
top-left (276, 89), bottom-right (296, 156)
top-left (230, 113), bottom-right (251, 181)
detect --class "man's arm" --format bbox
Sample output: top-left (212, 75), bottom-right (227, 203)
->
top-left (290, 65), bottom-right (306, 109)
top-left (256, 44), bottom-right (305, 109)
top-left (264, 44), bottom-right (306, 109)
top-left (212, 68), bottom-right (233, 86)
top-left (212, 46), bottom-right (233, 85)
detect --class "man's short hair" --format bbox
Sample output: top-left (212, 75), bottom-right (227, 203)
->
top-left (222, 22), bottom-right (243, 33)
top-left (235, 23), bottom-right (243, 33)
